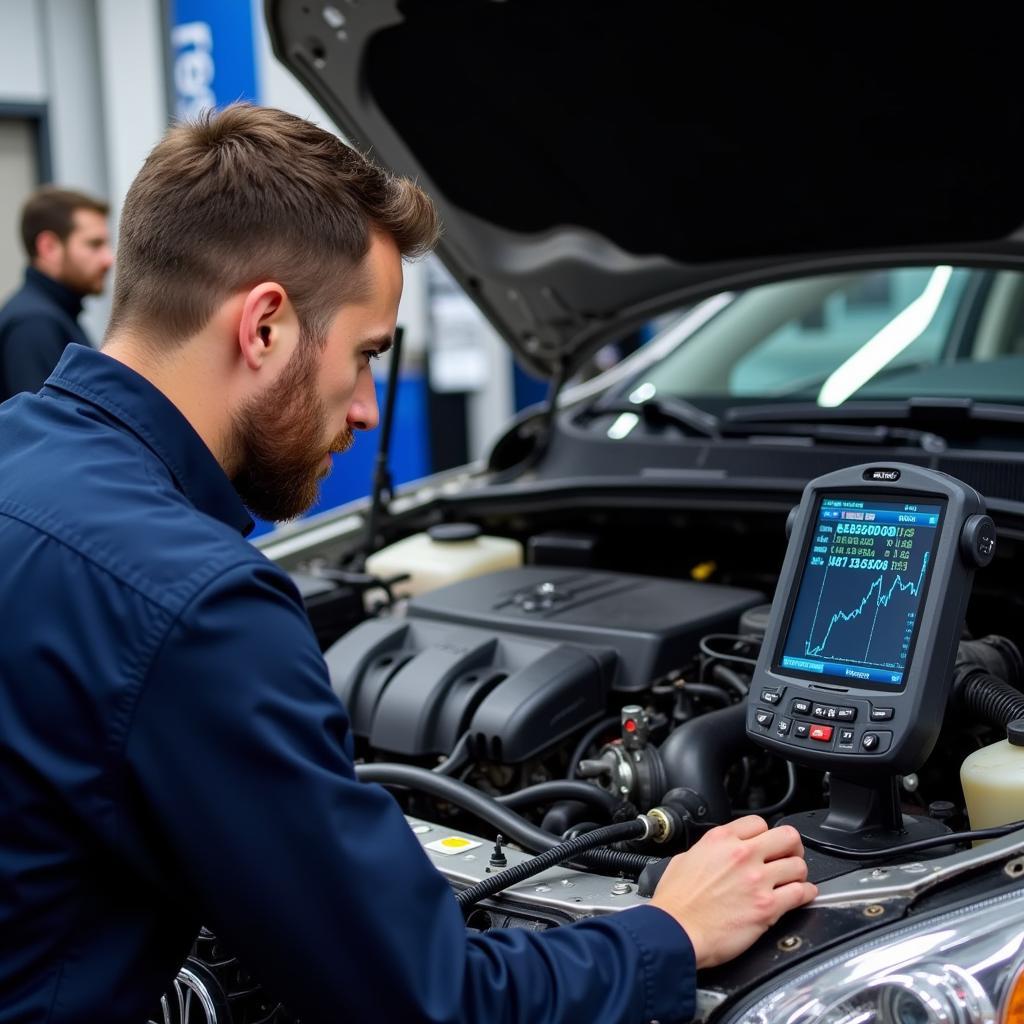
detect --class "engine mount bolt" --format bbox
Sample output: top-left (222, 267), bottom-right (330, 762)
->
top-left (610, 882), bottom-right (632, 895)
top-left (864, 904), bottom-right (885, 918)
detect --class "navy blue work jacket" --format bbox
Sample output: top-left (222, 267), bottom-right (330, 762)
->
top-left (0, 345), bottom-right (695, 1023)
top-left (0, 267), bottom-right (91, 402)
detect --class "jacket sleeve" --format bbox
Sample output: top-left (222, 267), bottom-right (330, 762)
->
top-left (123, 561), bottom-right (697, 1024)
top-left (1, 317), bottom-right (71, 397)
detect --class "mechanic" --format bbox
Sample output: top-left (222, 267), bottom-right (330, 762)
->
top-left (0, 185), bottom-right (113, 402)
top-left (0, 105), bottom-right (815, 1024)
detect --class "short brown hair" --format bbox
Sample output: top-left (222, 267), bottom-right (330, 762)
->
top-left (21, 186), bottom-right (109, 259)
top-left (107, 104), bottom-right (439, 347)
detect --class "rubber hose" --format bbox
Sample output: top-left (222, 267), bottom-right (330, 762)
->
top-left (497, 780), bottom-right (620, 816)
top-left (455, 820), bottom-right (646, 908)
top-left (658, 702), bottom-right (751, 823)
top-left (960, 673), bottom-right (1024, 729)
top-left (358, 763), bottom-right (558, 851)
top-left (676, 683), bottom-right (730, 707)
top-left (567, 716), bottom-right (620, 779)
top-left (580, 847), bottom-right (656, 874)
top-left (356, 763), bottom-right (652, 872)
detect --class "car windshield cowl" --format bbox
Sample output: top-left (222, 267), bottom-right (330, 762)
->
top-left (723, 397), bottom-right (1024, 434)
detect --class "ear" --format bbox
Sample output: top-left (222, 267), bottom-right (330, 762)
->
top-left (33, 229), bottom-right (64, 265)
top-left (237, 282), bottom-right (293, 371)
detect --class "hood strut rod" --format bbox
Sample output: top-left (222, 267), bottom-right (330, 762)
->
top-left (357, 324), bottom-right (404, 570)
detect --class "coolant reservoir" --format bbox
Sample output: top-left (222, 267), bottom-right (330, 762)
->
top-left (960, 718), bottom-right (1024, 832)
top-left (365, 524), bottom-right (523, 597)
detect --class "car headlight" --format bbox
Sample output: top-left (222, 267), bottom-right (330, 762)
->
top-left (723, 890), bottom-right (1024, 1024)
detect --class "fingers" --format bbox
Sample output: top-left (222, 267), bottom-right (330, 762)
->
top-left (764, 855), bottom-right (809, 888)
top-left (753, 823), bottom-right (805, 862)
top-left (725, 814), bottom-right (769, 840)
top-left (770, 880), bottom-right (819, 919)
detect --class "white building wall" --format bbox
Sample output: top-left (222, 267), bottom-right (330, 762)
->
top-left (0, 0), bottom-right (47, 102)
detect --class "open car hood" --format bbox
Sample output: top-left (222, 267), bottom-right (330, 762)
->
top-left (265, 1), bottom-right (1024, 379)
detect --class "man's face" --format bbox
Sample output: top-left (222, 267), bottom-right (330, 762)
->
top-left (57, 209), bottom-right (114, 296)
top-left (230, 232), bottom-right (402, 522)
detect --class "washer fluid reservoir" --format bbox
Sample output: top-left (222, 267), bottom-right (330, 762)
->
top-left (960, 718), bottom-right (1024, 834)
top-left (365, 524), bottom-right (523, 597)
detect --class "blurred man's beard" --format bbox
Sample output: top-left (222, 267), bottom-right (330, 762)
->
top-left (230, 345), bottom-right (354, 522)
top-left (59, 255), bottom-right (106, 296)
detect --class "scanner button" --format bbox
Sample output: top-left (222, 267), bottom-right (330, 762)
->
top-left (838, 727), bottom-right (855, 745)
top-left (760, 689), bottom-right (781, 705)
top-left (870, 707), bottom-right (894, 721)
top-left (861, 733), bottom-right (880, 751)
top-left (755, 710), bottom-right (774, 729)
top-left (792, 699), bottom-right (812, 715)
top-left (794, 722), bottom-right (810, 738)
top-left (836, 706), bottom-right (857, 722)
top-left (809, 724), bottom-right (833, 742)
top-left (776, 717), bottom-right (792, 736)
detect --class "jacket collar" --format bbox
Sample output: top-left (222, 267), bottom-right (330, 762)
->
top-left (43, 345), bottom-right (254, 536)
top-left (24, 266), bottom-right (85, 321)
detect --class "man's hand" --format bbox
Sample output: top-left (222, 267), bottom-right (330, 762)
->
top-left (650, 816), bottom-right (817, 968)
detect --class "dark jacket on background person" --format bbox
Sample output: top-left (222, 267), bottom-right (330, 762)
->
top-left (0, 343), bottom-right (696, 1024)
top-left (0, 265), bottom-right (91, 402)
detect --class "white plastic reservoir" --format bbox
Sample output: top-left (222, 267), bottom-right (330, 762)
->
top-left (365, 524), bottom-right (523, 597)
top-left (960, 718), bottom-right (1024, 832)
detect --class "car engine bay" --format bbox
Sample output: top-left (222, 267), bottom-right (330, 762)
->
top-left (154, 473), bottom-right (1024, 1024)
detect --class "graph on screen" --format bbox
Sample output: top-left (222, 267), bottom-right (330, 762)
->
top-left (804, 551), bottom-right (929, 664)
top-left (779, 497), bottom-right (942, 686)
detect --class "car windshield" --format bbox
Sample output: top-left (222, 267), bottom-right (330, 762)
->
top-left (634, 266), bottom-right (1024, 408)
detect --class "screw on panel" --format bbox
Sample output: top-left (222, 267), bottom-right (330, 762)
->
top-left (1005, 857), bottom-right (1024, 879)
top-left (610, 882), bottom-right (632, 895)
top-left (864, 904), bottom-right (885, 918)
top-left (777, 935), bottom-right (802, 952)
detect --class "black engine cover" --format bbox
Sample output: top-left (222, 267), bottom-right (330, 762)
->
top-left (325, 567), bottom-right (762, 761)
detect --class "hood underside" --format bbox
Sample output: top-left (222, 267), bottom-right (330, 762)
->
top-left (266, 1), bottom-right (1024, 378)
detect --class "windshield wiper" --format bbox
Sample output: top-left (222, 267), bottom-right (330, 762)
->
top-left (721, 419), bottom-right (947, 452)
top-left (725, 397), bottom-right (1024, 425)
top-left (582, 395), bottom-right (720, 438)
top-left (725, 397), bottom-right (1024, 437)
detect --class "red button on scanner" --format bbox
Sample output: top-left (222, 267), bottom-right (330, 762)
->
top-left (809, 724), bottom-right (833, 742)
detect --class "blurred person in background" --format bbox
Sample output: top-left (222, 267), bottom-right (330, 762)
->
top-left (0, 186), bottom-right (113, 402)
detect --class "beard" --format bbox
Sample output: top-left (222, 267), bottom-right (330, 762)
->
top-left (59, 255), bottom-right (107, 297)
top-left (229, 344), bottom-right (354, 522)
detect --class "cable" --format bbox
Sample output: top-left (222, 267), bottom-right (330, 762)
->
top-left (735, 760), bottom-right (798, 818)
top-left (356, 763), bottom-right (651, 873)
top-left (497, 780), bottom-right (620, 816)
top-left (699, 634), bottom-right (759, 669)
top-left (803, 818), bottom-right (1024, 860)
top-left (675, 682), bottom-right (731, 707)
top-left (567, 716), bottom-right (619, 779)
top-left (579, 847), bottom-right (655, 874)
top-left (455, 819), bottom-right (647, 909)
top-left (710, 664), bottom-right (751, 697)
top-left (432, 733), bottom-right (473, 777)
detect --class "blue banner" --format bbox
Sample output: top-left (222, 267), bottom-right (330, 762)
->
top-left (168, 0), bottom-right (260, 117)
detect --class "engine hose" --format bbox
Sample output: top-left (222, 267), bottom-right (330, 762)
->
top-left (356, 763), bottom-right (652, 873)
top-left (578, 847), bottom-right (656, 874)
top-left (959, 673), bottom-right (1024, 729)
top-left (658, 701), bottom-right (751, 823)
top-left (567, 716), bottom-right (620, 779)
top-left (455, 820), bottom-right (647, 909)
top-left (497, 780), bottom-right (620, 817)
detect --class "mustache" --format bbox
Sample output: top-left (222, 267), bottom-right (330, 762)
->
top-left (329, 427), bottom-right (355, 456)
